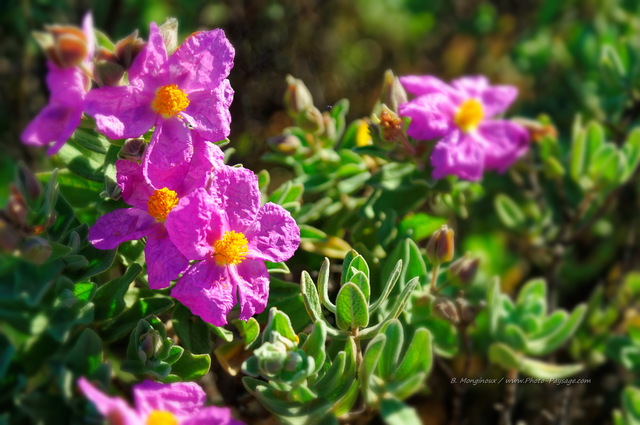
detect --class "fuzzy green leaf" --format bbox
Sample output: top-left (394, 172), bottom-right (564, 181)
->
top-left (335, 283), bottom-right (369, 330)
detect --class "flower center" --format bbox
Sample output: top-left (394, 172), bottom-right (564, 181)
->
top-left (152, 84), bottom-right (190, 118)
top-left (454, 99), bottom-right (484, 132)
top-left (146, 410), bottom-right (178, 425)
top-left (213, 231), bottom-right (249, 266)
top-left (147, 188), bottom-right (179, 222)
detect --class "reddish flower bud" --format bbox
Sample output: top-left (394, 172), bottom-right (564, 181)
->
top-left (426, 224), bottom-right (454, 264)
top-left (34, 25), bottom-right (88, 68)
top-left (448, 253), bottom-right (480, 285)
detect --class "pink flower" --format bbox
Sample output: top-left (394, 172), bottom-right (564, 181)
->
top-left (21, 13), bottom-right (95, 155)
top-left (88, 136), bottom-right (223, 289)
top-left (84, 22), bottom-right (234, 185)
top-left (165, 166), bottom-right (300, 326)
top-left (78, 377), bottom-right (245, 425)
top-left (399, 75), bottom-right (530, 181)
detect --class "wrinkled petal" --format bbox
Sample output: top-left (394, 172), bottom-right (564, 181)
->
top-left (143, 118), bottom-right (194, 188)
top-left (145, 229), bottom-right (190, 289)
top-left (84, 85), bottom-right (156, 139)
top-left (480, 85), bottom-right (518, 118)
top-left (245, 203), bottom-right (299, 263)
top-left (177, 133), bottom-right (225, 194)
top-left (133, 381), bottom-right (205, 419)
top-left (88, 208), bottom-right (157, 249)
top-left (233, 260), bottom-right (269, 321)
top-left (168, 29), bottom-right (234, 93)
top-left (171, 261), bottom-right (236, 326)
top-left (477, 120), bottom-right (530, 173)
top-left (182, 79), bottom-right (233, 142)
top-left (210, 165), bottom-right (260, 231)
top-left (399, 93), bottom-right (456, 140)
top-left (78, 377), bottom-right (140, 425)
top-left (128, 22), bottom-right (169, 89)
top-left (116, 160), bottom-right (154, 210)
top-left (165, 188), bottom-right (223, 260)
top-left (450, 75), bottom-right (489, 99)
top-left (431, 130), bottom-right (485, 181)
top-left (399, 75), bottom-right (452, 97)
top-left (21, 103), bottom-right (81, 155)
top-left (184, 406), bottom-right (245, 425)
top-left (47, 63), bottom-right (86, 107)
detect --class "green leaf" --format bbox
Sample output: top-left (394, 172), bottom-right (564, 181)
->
top-left (101, 297), bottom-right (174, 342)
top-left (317, 258), bottom-right (337, 313)
top-left (340, 250), bottom-right (357, 286)
top-left (518, 357), bottom-right (584, 379)
top-left (209, 325), bottom-right (234, 342)
top-left (488, 343), bottom-right (521, 370)
top-left (301, 321), bottom-right (327, 374)
top-left (172, 303), bottom-right (212, 354)
top-left (348, 271), bottom-right (370, 303)
top-left (525, 304), bottom-right (586, 356)
top-left (65, 328), bottom-right (102, 375)
top-left (263, 308), bottom-right (298, 344)
top-left (344, 255), bottom-right (370, 285)
top-left (622, 128), bottom-right (640, 181)
top-left (316, 352), bottom-right (347, 397)
top-left (394, 328), bottom-right (432, 382)
top-left (504, 324), bottom-right (528, 351)
top-left (265, 261), bottom-right (291, 275)
top-left (380, 398), bottom-right (422, 425)
top-left (73, 282), bottom-right (96, 302)
top-left (398, 213), bottom-right (447, 243)
top-left (94, 263), bottom-right (141, 321)
top-left (332, 380), bottom-right (359, 416)
top-left (335, 283), bottom-right (369, 330)
top-left (488, 279), bottom-right (503, 336)
top-left (359, 334), bottom-right (386, 405)
top-left (369, 260), bottom-right (402, 313)
top-left (234, 317), bottom-right (260, 349)
top-left (165, 350), bottom-right (211, 382)
top-left (494, 194), bottom-right (526, 229)
top-left (378, 320), bottom-right (404, 380)
top-left (300, 272), bottom-right (347, 339)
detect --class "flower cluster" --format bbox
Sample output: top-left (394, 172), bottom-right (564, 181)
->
top-left (78, 378), bottom-right (244, 425)
top-left (23, 16), bottom-right (300, 326)
top-left (399, 75), bottom-right (530, 181)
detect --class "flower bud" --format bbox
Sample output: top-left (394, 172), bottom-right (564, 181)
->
top-left (114, 30), bottom-right (146, 69)
top-left (159, 18), bottom-right (178, 55)
top-left (94, 59), bottom-right (126, 87)
top-left (321, 112), bottom-right (336, 140)
top-left (267, 134), bottom-right (301, 155)
top-left (6, 185), bottom-right (28, 226)
top-left (21, 236), bottom-right (52, 264)
top-left (378, 105), bottom-right (404, 143)
top-left (0, 216), bottom-right (21, 252)
top-left (16, 163), bottom-right (42, 201)
top-left (119, 137), bottom-right (147, 162)
top-left (284, 75), bottom-right (314, 118)
top-left (448, 253), bottom-right (480, 285)
top-left (296, 105), bottom-right (324, 134)
top-left (426, 225), bottom-right (454, 264)
top-left (381, 69), bottom-right (407, 112)
top-left (34, 25), bottom-right (88, 68)
top-left (138, 328), bottom-right (163, 364)
top-left (432, 296), bottom-right (459, 325)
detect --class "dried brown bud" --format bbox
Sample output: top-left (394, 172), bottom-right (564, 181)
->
top-left (381, 69), bottom-right (407, 112)
top-left (433, 296), bottom-right (459, 325)
top-left (379, 105), bottom-right (404, 143)
top-left (268, 134), bottom-right (301, 155)
top-left (119, 138), bottom-right (147, 162)
top-left (448, 253), bottom-right (480, 285)
top-left (114, 30), bottom-right (145, 69)
top-left (512, 118), bottom-right (558, 143)
top-left (94, 60), bottom-right (126, 87)
top-left (426, 224), bottom-right (455, 265)
top-left (296, 105), bottom-right (324, 134)
top-left (34, 25), bottom-right (88, 68)
top-left (284, 75), bottom-right (314, 118)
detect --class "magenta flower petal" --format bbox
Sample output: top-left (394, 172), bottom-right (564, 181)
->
top-left (145, 229), bottom-right (190, 289)
top-left (82, 13), bottom-right (95, 62)
top-left (116, 160), bottom-right (155, 210)
top-left (480, 85), bottom-right (519, 118)
top-left (78, 378), bottom-right (140, 425)
top-left (430, 130), bottom-right (485, 181)
top-left (143, 118), bottom-right (195, 187)
top-left (21, 103), bottom-right (82, 155)
top-left (211, 166), bottom-right (260, 231)
top-left (185, 406), bottom-right (245, 425)
top-left (399, 75), bottom-right (452, 97)
top-left (477, 120), bottom-right (530, 173)
top-left (133, 381), bottom-right (205, 418)
top-left (171, 260), bottom-right (236, 326)
top-left (128, 22), bottom-right (169, 88)
top-left (168, 29), bottom-right (235, 93)
top-left (245, 203), bottom-right (300, 263)
top-left (181, 79), bottom-right (233, 142)
top-left (233, 259), bottom-right (269, 321)
top-left (399, 93), bottom-right (456, 140)
top-left (84, 85), bottom-right (156, 139)
top-left (165, 188), bottom-right (222, 260)
top-left (450, 75), bottom-right (489, 98)
top-left (178, 133), bottom-right (225, 193)
top-left (88, 208), bottom-right (157, 249)
top-left (47, 64), bottom-right (86, 107)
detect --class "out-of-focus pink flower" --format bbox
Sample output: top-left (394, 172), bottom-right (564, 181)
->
top-left (88, 136), bottom-right (223, 289)
top-left (21, 13), bottom-right (95, 155)
top-left (399, 75), bottom-right (529, 181)
top-left (165, 166), bottom-right (300, 326)
top-left (84, 22), bottom-right (234, 185)
top-left (78, 377), bottom-right (245, 425)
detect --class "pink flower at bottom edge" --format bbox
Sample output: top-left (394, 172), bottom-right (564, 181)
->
top-left (78, 377), bottom-right (245, 425)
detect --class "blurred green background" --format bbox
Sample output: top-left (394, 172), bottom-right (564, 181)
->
top-left (4, 0), bottom-right (640, 171)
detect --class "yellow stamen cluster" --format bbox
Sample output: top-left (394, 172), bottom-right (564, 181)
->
top-left (147, 188), bottom-right (179, 222)
top-left (146, 410), bottom-right (178, 425)
top-left (213, 231), bottom-right (249, 266)
top-left (454, 99), bottom-right (484, 132)
top-left (152, 84), bottom-right (190, 118)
